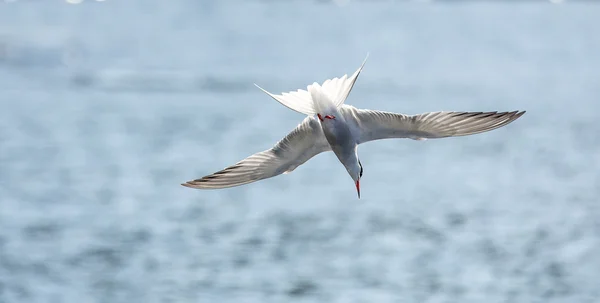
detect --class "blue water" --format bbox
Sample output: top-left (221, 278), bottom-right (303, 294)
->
top-left (1, 1), bottom-right (599, 302)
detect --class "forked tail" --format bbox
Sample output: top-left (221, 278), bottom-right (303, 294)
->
top-left (254, 53), bottom-right (369, 116)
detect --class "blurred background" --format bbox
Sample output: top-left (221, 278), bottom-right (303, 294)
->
top-left (1, 0), bottom-right (599, 302)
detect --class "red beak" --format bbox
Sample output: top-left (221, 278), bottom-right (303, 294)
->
top-left (355, 180), bottom-right (361, 199)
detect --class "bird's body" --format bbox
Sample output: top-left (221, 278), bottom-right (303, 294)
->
top-left (182, 55), bottom-right (525, 197)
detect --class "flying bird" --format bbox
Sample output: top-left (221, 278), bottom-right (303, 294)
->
top-left (182, 55), bottom-right (525, 198)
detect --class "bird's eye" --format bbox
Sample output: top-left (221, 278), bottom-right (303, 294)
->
top-left (359, 162), bottom-right (363, 178)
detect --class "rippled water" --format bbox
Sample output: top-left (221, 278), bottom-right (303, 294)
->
top-left (1, 1), bottom-right (599, 302)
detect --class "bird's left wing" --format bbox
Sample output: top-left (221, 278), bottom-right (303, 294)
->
top-left (340, 106), bottom-right (525, 144)
top-left (182, 116), bottom-right (330, 189)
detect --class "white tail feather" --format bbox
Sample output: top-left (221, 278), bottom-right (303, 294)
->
top-left (308, 83), bottom-right (336, 114)
top-left (254, 53), bottom-right (369, 116)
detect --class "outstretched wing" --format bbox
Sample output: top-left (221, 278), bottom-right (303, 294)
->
top-left (253, 54), bottom-right (368, 116)
top-left (182, 117), bottom-right (330, 189)
top-left (340, 106), bottom-right (525, 144)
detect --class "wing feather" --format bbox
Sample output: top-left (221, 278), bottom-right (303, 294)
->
top-left (339, 106), bottom-right (526, 144)
top-left (182, 117), bottom-right (330, 189)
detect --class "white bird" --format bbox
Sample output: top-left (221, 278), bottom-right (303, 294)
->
top-left (182, 55), bottom-right (525, 198)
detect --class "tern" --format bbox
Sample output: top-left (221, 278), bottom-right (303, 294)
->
top-left (182, 55), bottom-right (525, 198)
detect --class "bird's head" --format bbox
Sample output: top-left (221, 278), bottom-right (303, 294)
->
top-left (344, 158), bottom-right (363, 199)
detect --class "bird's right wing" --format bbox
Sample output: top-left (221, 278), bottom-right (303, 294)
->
top-left (182, 116), bottom-right (330, 189)
top-left (341, 106), bottom-right (525, 144)
top-left (253, 54), bottom-right (368, 116)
